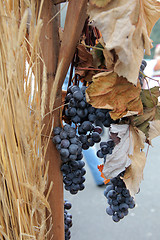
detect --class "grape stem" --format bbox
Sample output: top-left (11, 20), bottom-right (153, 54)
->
top-left (76, 67), bottom-right (112, 72)
top-left (81, 43), bottom-right (104, 51)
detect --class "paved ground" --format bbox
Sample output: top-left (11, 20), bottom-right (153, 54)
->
top-left (64, 136), bottom-right (160, 240)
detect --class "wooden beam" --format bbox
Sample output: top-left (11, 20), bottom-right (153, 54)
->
top-left (39, 1), bottom-right (64, 240)
top-left (53, 0), bottom-right (67, 4)
top-left (50, 0), bottom-right (88, 110)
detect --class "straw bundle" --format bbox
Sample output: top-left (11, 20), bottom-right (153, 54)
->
top-left (0, 1), bottom-right (52, 239)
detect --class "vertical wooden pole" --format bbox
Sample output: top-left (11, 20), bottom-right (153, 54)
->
top-left (39, 1), bottom-right (64, 239)
top-left (39, 1), bottom-right (87, 239)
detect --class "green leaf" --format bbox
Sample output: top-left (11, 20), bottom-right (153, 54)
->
top-left (155, 105), bottom-right (160, 119)
top-left (140, 87), bottom-right (160, 108)
top-left (92, 43), bottom-right (105, 68)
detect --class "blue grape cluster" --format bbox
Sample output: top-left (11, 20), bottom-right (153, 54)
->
top-left (97, 140), bottom-right (115, 159)
top-left (78, 121), bottom-right (102, 150)
top-left (53, 124), bottom-right (86, 194)
top-left (104, 175), bottom-right (135, 222)
top-left (64, 85), bottom-right (118, 151)
top-left (53, 124), bottom-right (82, 163)
top-left (65, 85), bottom-right (89, 124)
top-left (139, 59), bottom-right (147, 88)
top-left (61, 159), bottom-right (86, 194)
top-left (53, 85), bottom-right (119, 196)
top-left (64, 200), bottom-right (72, 240)
top-left (87, 106), bottom-right (114, 128)
top-left (64, 85), bottom-right (115, 127)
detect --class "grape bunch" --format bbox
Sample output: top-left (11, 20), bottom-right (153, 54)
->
top-left (97, 139), bottom-right (115, 159)
top-left (61, 159), bottom-right (86, 194)
top-left (139, 59), bottom-right (147, 88)
top-left (53, 124), bottom-right (86, 194)
top-left (78, 121), bottom-right (102, 150)
top-left (64, 85), bottom-right (116, 127)
top-left (64, 85), bottom-right (89, 124)
top-left (104, 175), bottom-right (135, 222)
top-left (64, 200), bottom-right (72, 240)
top-left (53, 124), bottom-right (82, 163)
top-left (87, 106), bottom-right (115, 128)
top-left (64, 85), bottom-right (117, 151)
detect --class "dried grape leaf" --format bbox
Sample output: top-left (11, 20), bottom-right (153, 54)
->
top-left (103, 48), bottom-right (115, 70)
top-left (123, 126), bottom-right (146, 196)
top-left (75, 44), bottom-right (95, 81)
top-left (131, 105), bottom-right (160, 137)
top-left (148, 120), bottom-right (160, 141)
top-left (88, 0), bottom-right (160, 84)
top-left (76, 45), bottom-right (93, 70)
top-left (102, 124), bottom-right (132, 179)
top-left (89, 0), bottom-right (112, 8)
top-left (86, 71), bottom-right (143, 120)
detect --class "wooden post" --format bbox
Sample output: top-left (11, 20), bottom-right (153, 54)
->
top-left (39, 1), bottom-right (64, 239)
top-left (39, 1), bottom-right (87, 239)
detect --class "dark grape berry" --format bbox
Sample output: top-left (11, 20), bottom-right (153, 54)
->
top-left (112, 213), bottom-right (120, 222)
top-left (52, 135), bottom-right (61, 144)
top-left (97, 139), bottom-right (115, 160)
top-left (106, 206), bottom-right (114, 216)
top-left (92, 132), bottom-right (101, 143)
top-left (94, 126), bottom-right (102, 134)
top-left (53, 127), bottom-right (62, 135)
top-left (61, 139), bottom-right (70, 148)
top-left (73, 91), bottom-right (84, 101)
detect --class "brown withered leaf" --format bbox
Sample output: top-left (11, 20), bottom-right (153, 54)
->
top-left (89, 0), bottom-right (112, 8)
top-left (131, 105), bottom-right (160, 138)
top-left (86, 71), bottom-right (143, 120)
top-left (88, 0), bottom-right (160, 85)
top-left (77, 45), bottom-right (93, 68)
top-left (103, 48), bottom-right (115, 70)
top-left (103, 124), bottom-right (132, 179)
top-left (148, 120), bottom-right (160, 141)
top-left (130, 87), bottom-right (160, 137)
top-left (123, 126), bottom-right (146, 196)
top-left (75, 44), bottom-right (95, 80)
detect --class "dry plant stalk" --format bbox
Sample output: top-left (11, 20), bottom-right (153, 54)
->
top-left (0, 1), bottom-right (51, 239)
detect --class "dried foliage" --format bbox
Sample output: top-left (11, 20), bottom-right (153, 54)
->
top-left (123, 127), bottom-right (146, 196)
top-left (131, 87), bottom-right (160, 138)
top-left (89, 0), bottom-right (112, 8)
top-left (88, 0), bottom-right (160, 84)
top-left (102, 124), bottom-right (132, 179)
top-left (86, 71), bottom-right (143, 120)
top-left (0, 1), bottom-right (51, 239)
